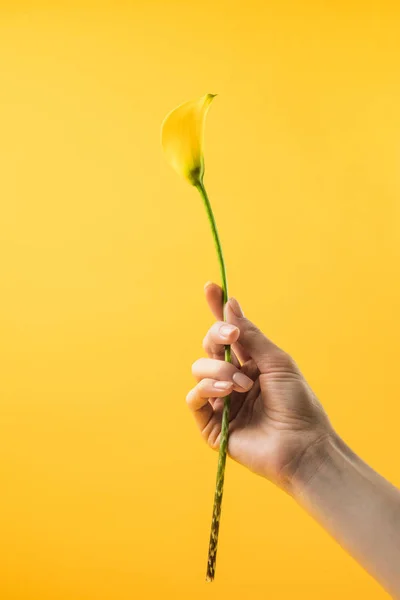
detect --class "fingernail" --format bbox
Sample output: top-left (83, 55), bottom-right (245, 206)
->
top-left (233, 372), bottom-right (253, 390)
top-left (229, 297), bottom-right (244, 318)
top-left (219, 324), bottom-right (238, 339)
top-left (204, 281), bottom-right (214, 290)
top-left (213, 381), bottom-right (233, 390)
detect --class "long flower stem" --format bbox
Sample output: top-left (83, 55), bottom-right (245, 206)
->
top-left (195, 180), bottom-right (231, 583)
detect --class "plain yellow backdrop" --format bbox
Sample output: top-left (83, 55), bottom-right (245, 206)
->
top-left (0, 1), bottom-right (399, 598)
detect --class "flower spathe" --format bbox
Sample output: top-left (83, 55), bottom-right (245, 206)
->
top-left (161, 93), bottom-right (216, 185)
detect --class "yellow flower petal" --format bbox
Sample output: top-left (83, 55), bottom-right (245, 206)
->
top-left (161, 93), bottom-right (216, 186)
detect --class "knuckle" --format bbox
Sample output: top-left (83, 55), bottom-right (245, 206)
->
top-left (202, 335), bottom-right (210, 352)
top-left (191, 358), bottom-right (203, 373)
top-left (281, 353), bottom-right (299, 372)
top-left (243, 323), bottom-right (262, 343)
top-left (185, 389), bottom-right (195, 405)
top-left (198, 378), bottom-right (211, 392)
top-left (247, 322), bottom-right (262, 336)
top-left (264, 350), bottom-right (301, 376)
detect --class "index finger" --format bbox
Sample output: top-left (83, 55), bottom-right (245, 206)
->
top-left (204, 281), bottom-right (251, 365)
top-left (204, 281), bottom-right (224, 320)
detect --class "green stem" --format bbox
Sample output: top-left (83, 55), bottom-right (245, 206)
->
top-left (195, 180), bottom-right (232, 583)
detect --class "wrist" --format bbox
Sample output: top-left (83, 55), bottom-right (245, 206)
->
top-left (286, 431), bottom-right (345, 499)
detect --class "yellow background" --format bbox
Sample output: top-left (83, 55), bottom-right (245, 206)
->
top-left (0, 1), bottom-right (399, 598)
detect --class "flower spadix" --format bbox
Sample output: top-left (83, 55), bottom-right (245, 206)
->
top-left (161, 93), bottom-right (216, 185)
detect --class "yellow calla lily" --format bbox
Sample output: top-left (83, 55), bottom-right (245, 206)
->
top-left (161, 93), bottom-right (216, 185)
top-left (161, 94), bottom-right (232, 583)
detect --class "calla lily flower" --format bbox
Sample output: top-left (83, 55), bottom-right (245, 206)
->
top-left (161, 93), bottom-right (216, 186)
top-left (161, 94), bottom-right (233, 583)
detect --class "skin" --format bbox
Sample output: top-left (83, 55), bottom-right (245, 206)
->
top-left (187, 282), bottom-right (400, 598)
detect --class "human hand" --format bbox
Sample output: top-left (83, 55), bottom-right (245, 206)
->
top-left (186, 282), bottom-right (334, 493)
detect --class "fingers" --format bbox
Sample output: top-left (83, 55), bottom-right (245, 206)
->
top-left (202, 321), bottom-right (240, 359)
top-left (186, 378), bottom-right (233, 411)
top-left (204, 281), bottom-right (251, 364)
top-left (186, 378), bottom-right (233, 432)
top-left (192, 357), bottom-right (254, 393)
top-left (224, 297), bottom-right (283, 372)
top-left (204, 281), bottom-right (224, 320)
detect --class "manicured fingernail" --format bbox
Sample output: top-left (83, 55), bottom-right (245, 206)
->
top-left (213, 381), bottom-right (233, 390)
top-left (233, 372), bottom-right (253, 390)
top-left (229, 297), bottom-right (244, 317)
top-left (219, 324), bottom-right (237, 339)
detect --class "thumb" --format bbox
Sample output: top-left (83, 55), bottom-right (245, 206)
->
top-left (225, 297), bottom-right (280, 370)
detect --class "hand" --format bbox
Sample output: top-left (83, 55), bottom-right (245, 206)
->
top-left (186, 282), bottom-right (334, 493)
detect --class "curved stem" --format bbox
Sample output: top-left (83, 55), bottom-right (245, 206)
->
top-left (195, 180), bottom-right (232, 582)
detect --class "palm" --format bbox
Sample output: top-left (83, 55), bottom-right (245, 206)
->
top-left (202, 347), bottom-right (329, 486)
